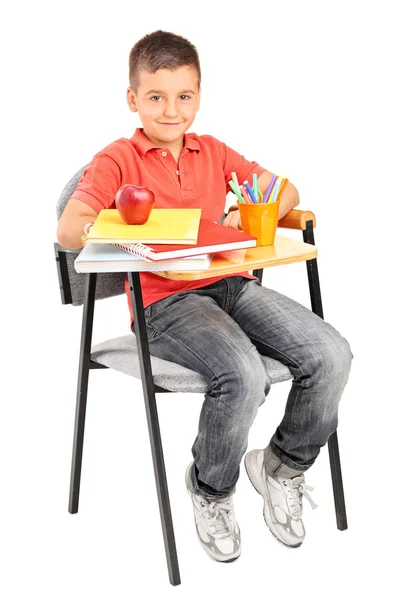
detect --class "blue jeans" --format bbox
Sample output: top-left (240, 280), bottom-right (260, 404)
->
top-left (141, 276), bottom-right (353, 500)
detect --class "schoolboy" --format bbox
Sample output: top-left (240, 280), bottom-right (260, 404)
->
top-left (57, 30), bottom-right (353, 563)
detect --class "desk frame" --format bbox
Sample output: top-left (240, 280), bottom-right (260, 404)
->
top-left (65, 219), bottom-right (347, 587)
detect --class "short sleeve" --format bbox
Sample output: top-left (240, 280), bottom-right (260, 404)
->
top-left (71, 153), bottom-right (122, 213)
top-left (219, 141), bottom-right (267, 194)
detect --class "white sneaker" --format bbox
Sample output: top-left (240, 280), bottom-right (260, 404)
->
top-left (185, 462), bottom-right (241, 562)
top-left (245, 449), bottom-right (317, 547)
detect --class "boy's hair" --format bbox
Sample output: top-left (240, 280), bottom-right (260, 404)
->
top-left (129, 30), bottom-right (201, 92)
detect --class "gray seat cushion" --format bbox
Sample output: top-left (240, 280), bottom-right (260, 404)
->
top-left (91, 335), bottom-right (293, 392)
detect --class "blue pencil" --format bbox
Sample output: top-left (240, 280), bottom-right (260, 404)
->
top-left (243, 181), bottom-right (258, 203)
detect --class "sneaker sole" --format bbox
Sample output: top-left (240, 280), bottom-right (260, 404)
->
top-left (244, 450), bottom-right (302, 548)
top-left (185, 464), bottom-right (241, 563)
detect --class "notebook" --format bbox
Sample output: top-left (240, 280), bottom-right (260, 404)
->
top-left (74, 243), bottom-right (212, 273)
top-left (113, 219), bottom-right (257, 261)
top-left (86, 208), bottom-right (202, 244)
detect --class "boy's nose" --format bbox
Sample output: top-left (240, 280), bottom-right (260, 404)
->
top-left (164, 101), bottom-right (178, 118)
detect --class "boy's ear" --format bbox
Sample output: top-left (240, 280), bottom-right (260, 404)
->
top-left (127, 87), bottom-right (138, 113)
top-left (197, 86), bottom-right (201, 111)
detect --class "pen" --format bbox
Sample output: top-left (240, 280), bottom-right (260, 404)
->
top-left (228, 180), bottom-right (245, 203)
top-left (262, 174), bottom-right (278, 203)
top-left (243, 180), bottom-right (258, 203)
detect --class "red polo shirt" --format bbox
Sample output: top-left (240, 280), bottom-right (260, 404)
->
top-left (72, 128), bottom-right (267, 324)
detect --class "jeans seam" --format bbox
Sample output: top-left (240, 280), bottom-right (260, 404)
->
top-left (247, 336), bottom-right (304, 436)
top-left (150, 329), bottom-right (229, 475)
top-left (147, 328), bottom-right (223, 390)
top-left (248, 336), bottom-right (303, 377)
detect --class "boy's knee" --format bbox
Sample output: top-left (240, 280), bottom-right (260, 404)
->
top-left (220, 350), bottom-right (270, 404)
top-left (247, 357), bottom-right (271, 400)
top-left (329, 333), bottom-right (353, 374)
top-left (311, 331), bottom-right (353, 380)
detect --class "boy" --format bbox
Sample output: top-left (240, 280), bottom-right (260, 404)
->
top-left (57, 30), bottom-right (352, 563)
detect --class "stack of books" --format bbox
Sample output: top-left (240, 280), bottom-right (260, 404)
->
top-left (74, 207), bottom-right (257, 273)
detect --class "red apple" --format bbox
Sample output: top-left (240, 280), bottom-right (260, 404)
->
top-left (115, 184), bottom-right (155, 224)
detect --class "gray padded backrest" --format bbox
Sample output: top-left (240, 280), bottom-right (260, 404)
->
top-left (56, 165), bottom-right (126, 306)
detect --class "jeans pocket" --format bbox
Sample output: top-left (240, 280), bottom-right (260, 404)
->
top-left (144, 305), bottom-right (152, 324)
top-left (143, 305), bottom-right (160, 340)
top-left (132, 305), bottom-right (159, 339)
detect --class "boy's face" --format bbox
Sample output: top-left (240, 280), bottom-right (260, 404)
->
top-left (127, 66), bottom-right (200, 149)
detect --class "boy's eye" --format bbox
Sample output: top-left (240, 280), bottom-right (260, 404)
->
top-left (149, 95), bottom-right (191, 102)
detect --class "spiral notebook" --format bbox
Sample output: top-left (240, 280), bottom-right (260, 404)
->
top-left (74, 243), bottom-right (212, 273)
top-left (113, 219), bottom-right (257, 261)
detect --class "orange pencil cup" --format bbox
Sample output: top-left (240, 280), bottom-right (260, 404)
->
top-left (238, 200), bottom-right (280, 246)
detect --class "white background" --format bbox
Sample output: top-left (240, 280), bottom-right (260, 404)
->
top-left (1, 0), bottom-right (399, 597)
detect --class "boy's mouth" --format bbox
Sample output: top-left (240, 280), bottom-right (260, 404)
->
top-left (158, 122), bottom-right (182, 126)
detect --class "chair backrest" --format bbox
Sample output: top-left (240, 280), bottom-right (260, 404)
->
top-left (55, 165), bottom-right (126, 306)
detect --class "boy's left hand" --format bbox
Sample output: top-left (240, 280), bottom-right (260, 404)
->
top-left (222, 206), bottom-right (242, 230)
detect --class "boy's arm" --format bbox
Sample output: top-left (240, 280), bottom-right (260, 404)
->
top-left (57, 198), bottom-right (98, 249)
top-left (258, 171), bottom-right (300, 219)
top-left (57, 153), bottom-right (123, 249)
top-left (223, 171), bottom-right (300, 229)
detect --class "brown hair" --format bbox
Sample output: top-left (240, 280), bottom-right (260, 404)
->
top-left (129, 30), bottom-right (201, 92)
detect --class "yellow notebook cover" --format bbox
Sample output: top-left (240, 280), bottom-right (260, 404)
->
top-left (86, 208), bottom-right (201, 245)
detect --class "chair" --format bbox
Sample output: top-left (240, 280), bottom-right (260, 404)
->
top-left (55, 167), bottom-right (347, 586)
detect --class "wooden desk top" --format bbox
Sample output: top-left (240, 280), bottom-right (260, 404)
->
top-left (157, 235), bottom-right (317, 281)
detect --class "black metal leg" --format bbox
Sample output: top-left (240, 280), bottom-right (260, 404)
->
top-left (328, 431), bottom-right (347, 530)
top-left (252, 268), bottom-right (264, 283)
top-left (128, 272), bottom-right (181, 587)
top-left (69, 273), bottom-right (97, 514)
top-left (303, 222), bottom-right (348, 531)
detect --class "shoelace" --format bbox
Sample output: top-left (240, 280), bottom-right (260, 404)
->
top-left (198, 496), bottom-right (235, 537)
top-left (282, 475), bottom-right (318, 518)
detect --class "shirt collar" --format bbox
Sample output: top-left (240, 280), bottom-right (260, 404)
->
top-left (130, 128), bottom-right (200, 157)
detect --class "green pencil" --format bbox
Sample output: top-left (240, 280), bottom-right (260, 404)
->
top-left (228, 180), bottom-right (245, 203)
top-left (252, 173), bottom-right (259, 202)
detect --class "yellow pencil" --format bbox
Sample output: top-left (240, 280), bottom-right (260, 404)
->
top-left (269, 176), bottom-right (284, 202)
top-left (275, 178), bottom-right (289, 203)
